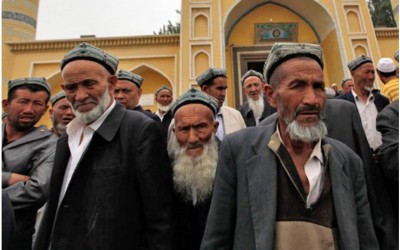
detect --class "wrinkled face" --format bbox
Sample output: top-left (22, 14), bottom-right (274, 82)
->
top-left (155, 89), bottom-right (173, 106)
top-left (342, 80), bottom-right (354, 94)
top-left (2, 89), bottom-right (49, 131)
top-left (202, 77), bottom-right (228, 107)
top-left (243, 76), bottom-right (263, 101)
top-left (61, 60), bottom-right (116, 123)
top-left (49, 97), bottom-right (75, 134)
top-left (114, 80), bottom-right (141, 109)
top-left (173, 104), bottom-right (218, 157)
top-left (352, 63), bottom-right (375, 91)
top-left (266, 57), bottom-right (326, 131)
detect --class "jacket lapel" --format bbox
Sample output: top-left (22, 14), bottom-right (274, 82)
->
top-left (245, 125), bottom-right (277, 249)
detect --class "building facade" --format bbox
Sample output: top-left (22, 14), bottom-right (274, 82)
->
top-left (3, 0), bottom-right (399, 126)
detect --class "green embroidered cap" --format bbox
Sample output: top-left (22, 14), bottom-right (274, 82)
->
top-left (117, 70), bottom-right (143, 88)
top-left (263, 43), bottom-right (324, 83)
top-left (196, 68), bottom-right (227, 86)
top-left (61, 42), bottom-right (119, 74)
top-left (171, 87), bottom-right (219, 116)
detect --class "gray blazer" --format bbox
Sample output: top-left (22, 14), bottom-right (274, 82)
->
top-left (201, 124), bottom-right (378, 250)
top-left (2, 124), bottom-right (58, 248)
top-left (259, 99), bottom-right (398, 250)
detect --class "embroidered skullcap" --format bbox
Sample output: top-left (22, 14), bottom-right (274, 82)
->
top-left (347, 55), bottom-right (373, 72)
top-left (61, 42), bottom-right (119, 74)
top-left (50, 91), bottom-right (66, 106)
top-left (377, 58), bottom-right (396, 73)
top-left (155, 85), bottom-right (172, 96)
top-left (196, 68), bottom-right (227, 86)
top-left (241, 69), bottom-right (264, 85)
top-left (394, 50), bottom-right (399, 62)
top-left (117, 70), bottom-right (143, 88)
top-left (8, 77), bottom-right (51, 96)
top-left (263, 43), bottom-right (324, 83)
top-left (341, 78), bottom-right (353, 88)
top-left (171, 87), bottom-right (219, 116)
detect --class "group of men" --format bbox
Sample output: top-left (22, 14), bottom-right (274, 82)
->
top-left (2, 41), bottom-right (398, 250)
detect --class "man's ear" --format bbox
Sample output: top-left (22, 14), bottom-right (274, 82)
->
top-left (213, 120), bottom-right (219, 133)
top-left (2, 99), bottom-right (9, 113)
top-left (265, 84), bottom-right (277, 109)
top-left (201, 85), bottom-right (208, 94)
top-left (108, 75), bottom-right (118, 95)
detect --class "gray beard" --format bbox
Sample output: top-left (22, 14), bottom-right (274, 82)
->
top-left (169, 134), bottom-right (218, 203)
top-left (277, 96), bottom-right (327, 143)
top-left (52, 120), bottom-right (67, 136)
top-left (247, 95), bottom-right (265, 121)
top-left (72, 87), bottom-right (111, 124)
top-left (158, 103), bottom-right (172, 113)
top-left (286, 119), bottom-right (328, 143)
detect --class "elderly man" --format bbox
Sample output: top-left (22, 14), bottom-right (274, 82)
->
top-left (34, 43), bottom-right (174, 250)
top-left (197, 68), bottom-right (246, 140)
top-left (115, 70), bottom-right (161, 123)
top-left (238, 69), bottom-right (275, 126)
top-left (376, 58), bottom-right (399, 103)
top-left (201, 43), bottom-right (378, 249)
top-left (2, 77), bottom-right (58, 249)
top-left (49, 91), bottom-right (75, 136)
top-left (155, 85), bottom-right (174, 139)
top-left (337, 55), bottom-right (389, 151)
top-left (167, 88), bottom-right (219, 250)
top-left (340, 78), bottom-right (354, 95)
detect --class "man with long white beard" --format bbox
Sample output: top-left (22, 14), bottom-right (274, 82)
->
top-left (238, 69), bottom-right (275, 126)
top-left (34, 42), bottom-right (175, 250)
top-left (155, 85), bottom-right (174, 139)
top-left (168, 87), bottom-right (219, 250)
top-left (201, 43), bottom-right (378, 249)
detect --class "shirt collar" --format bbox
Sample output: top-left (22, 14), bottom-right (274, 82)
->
top-left (351, 88), bottom-right (374, 101)
top-left (274, 123), bottom-right (323, 164)
top-left (67, 100), bottom-right (116, 135)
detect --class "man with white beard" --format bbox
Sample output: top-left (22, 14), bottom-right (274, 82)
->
top-left (238, 69), bottom-right (275, 126)
top-left (154, 85), bottom-right (174, 139)
top-left (34, 42), bottom-right (175, 250)
top-left (168, 87), bottom-right (219, 250)
top-left (337, 55), bottom-right (389, 151)
top-left (201, 43), bottom-right (378, 249)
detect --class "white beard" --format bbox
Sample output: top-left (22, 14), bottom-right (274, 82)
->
top-left (286, 119), bottom-right (328, 143)
top-left (72, 87), bottom-right (111, 124)
top-left (158, 103), bottom-right (172, 113)
top-left (169, 134), bottom-right (218, 204)
top-left (247, 95), bottom-right (265, 122)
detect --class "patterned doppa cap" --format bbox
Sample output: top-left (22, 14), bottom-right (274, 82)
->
top-left (241, 69), bottom-right (264, 85)
top-left (263, 43), bottom-right (324, 83)
top-left (196, 68), bottom-right (227, 86)
top-left (61, 42), bottom-right (119, 74)
top-left (117, 70), bottom-right (143, 88)
top-left (50, 91), bottom-right (66, 106)
top-left (171, 87), bottom-right (219, 116)
top-left (347, 55), bottom-right (373, 72)
top-left (8, 77), bottom-right (51, 96)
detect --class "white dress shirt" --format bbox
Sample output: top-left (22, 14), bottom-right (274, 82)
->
top-left (351, 90), bottom-right (382, 150)
top-left (58, 101), bottom-right (116, 207)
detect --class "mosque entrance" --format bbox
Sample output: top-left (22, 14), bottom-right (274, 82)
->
top-left (231, 45), bottom-right (271, 108)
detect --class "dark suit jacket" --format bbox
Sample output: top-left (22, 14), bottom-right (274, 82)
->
top-left (201, 124), bottom-right (378, 249)
top-left (34, 104), bottom-right (175, 250)
top-left (238, 98), bottom-right (275, 127)
top-left (259, 99), bottom-right (397, 250)
top-left (133, 105), bottom-right (162, 123)
top-left (336, 91), bottom-right (389, 112)
top-left (376, 101), bottom-right (399, 229)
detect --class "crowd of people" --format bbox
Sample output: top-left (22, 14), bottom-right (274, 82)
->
top-left (2, 41), bottom-right (398, 250)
